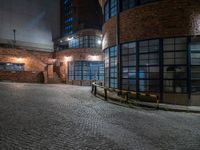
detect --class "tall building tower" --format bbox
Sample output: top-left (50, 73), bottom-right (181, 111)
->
top-left (61, 0), bottom-right (74, 36)
top-left (54, 0), bottom-right (104, 86)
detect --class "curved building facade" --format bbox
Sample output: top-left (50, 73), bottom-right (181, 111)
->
top-left (99, 0), bottom-right (200, 106)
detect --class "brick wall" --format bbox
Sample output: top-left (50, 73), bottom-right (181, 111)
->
top-left (101, 0), bottom-right (200, 50)
top-left (0, 48), bottom-right (53, 83)
top-left (0, 71), bottom-right (44, 83)
top-left (0, 48), bottom-right (53, 72)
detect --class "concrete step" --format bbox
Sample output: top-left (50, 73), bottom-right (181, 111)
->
top-left (48, 72), bottom-right (63, 84)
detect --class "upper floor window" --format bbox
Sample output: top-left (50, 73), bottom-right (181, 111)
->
top-left (104, 0), bottom-right (118, 21)
top-left (122, 0), bottom-right (138, 10)
top-left (68, 36), bottom-right (102, 49)
top-left (104, 0), bottom-right (159, 22)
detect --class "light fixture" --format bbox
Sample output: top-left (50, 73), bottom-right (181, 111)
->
top-left (64, 56), bottom-right (73, 62)
top-left (67, 37), bottom-right (74, 41)
top-left (97, 40), bottom-right (102, 45)
top-left (17, 57), bottom-right (23, 62)
top-left (88, 55), bottom-right (100, 61)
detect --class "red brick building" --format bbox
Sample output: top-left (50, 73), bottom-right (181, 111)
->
top-left (54, 0), bottom-right (104, 86)
top-left (0, 0), bottom-right (104, 86)
top-left (99, 0), bottom-right (200, 106)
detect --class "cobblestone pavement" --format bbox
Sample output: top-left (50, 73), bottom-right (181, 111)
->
top-left (0, 82), bottom-right (200, 150)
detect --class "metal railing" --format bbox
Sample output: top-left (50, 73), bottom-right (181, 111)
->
top-left (91, 82), bottom-right (160, 109)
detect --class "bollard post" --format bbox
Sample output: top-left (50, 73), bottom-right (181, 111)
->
top-left (156, 96), bottom-right (159, 109)
top-left (104, 89), bottom-right (107, 101)
top-left (91, 84), bottom-right (94, 93)
top-left (94, 85), bottom-right (97, 96)
top-left (125, 92), bottom-right (128, 103)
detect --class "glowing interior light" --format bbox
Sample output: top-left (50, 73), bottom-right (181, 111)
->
top-left (97, 40), bottom-right (102, 45)
top-left (88, 55), bottom-right (100, 61)
top-left (17, 57), bottom-right (23, 62)
top-left (67, 37), bottom-right (74, 41)
top-left (64, 56), bottom-right (73, 62)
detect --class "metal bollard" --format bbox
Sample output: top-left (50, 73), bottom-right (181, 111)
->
top-left (94, 85), bottom-right (97, 96)
top-left (91, 84), bottom-right (94, 93)
top-left (104, 89), bottom-right (107, 101)
top-left (125, 93), bottom-right (128, 103)
top-left (156, 96), bottom-right (159, 109)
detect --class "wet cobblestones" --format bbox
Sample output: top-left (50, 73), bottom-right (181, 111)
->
top-left (0, 82), bottom-right (200, 150)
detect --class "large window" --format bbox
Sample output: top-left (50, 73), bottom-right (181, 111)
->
top-left (191, 37), bottom-right (200, 93)
top-left (138, 39), bottom-right (160, 92)
top-left (104, 0), bottom-right (158, 22)
top-left (163, 37), bottom-right (187, 93)
top-left (68, 61), bottom-right (104, 81)
top-left (69, 36), bottom-right (102, 49)
top-left (0, 62), bottom-right (24, 71)
top-left (121, 42), bottom-right (137, 91)
top-left (121, 0), bottom-right (138, 10)
top-left (104, 46), bottom-right (118, 88)
top-left (104, 0), bottom-right (117, 21)
top-left (105, 49), bottom-right (110, 87)
top-left (110, 46), bottom-right (118, 88)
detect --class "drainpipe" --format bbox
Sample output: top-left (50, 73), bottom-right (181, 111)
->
top-left (116, 0), bottom-right (121, 91)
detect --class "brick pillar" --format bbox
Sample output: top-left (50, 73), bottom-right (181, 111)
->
top-left (47, 64), bottom-right (54, 79)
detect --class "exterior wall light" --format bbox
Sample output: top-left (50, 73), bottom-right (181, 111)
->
top-left (17, 57), bottom-right (23, 63)
top-left (67, 37), bottom-right (74, 41)
top-left (97, 40), bottom-right (102, 45)
top-left (64, 56), bottom-right (73, 62)
top-left (88, 55), bottom-right (101, 61)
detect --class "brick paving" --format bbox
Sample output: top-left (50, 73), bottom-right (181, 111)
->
top-left (0, 82), bottom-right (200, 150)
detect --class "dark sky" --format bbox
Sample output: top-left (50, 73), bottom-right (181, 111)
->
top-left (0, 0), bottom-right (60, 50)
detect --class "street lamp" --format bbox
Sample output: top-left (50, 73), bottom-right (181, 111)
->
top-left (13, 29), bottom-right (16, 48)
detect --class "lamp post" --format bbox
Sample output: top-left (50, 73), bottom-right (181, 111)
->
top-left (13, 29), bottom-right (16, 48)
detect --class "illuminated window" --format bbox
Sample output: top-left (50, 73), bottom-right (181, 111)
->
top-left (68, 61), bottom-right (104, 81)
top-left (0, 62), bottom-right (24, 72)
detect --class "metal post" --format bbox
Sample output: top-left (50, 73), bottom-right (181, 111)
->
top-left (104, 89), bottom-right (107, 101)
top-left (94, 85), bottom-right (97, 96)
top-left (13, 29), bottom-right (16, 48)
top-left (125, 92), bottom-right (128, 103)
top-left (91, 84), bottom-right (94, 93)
top-left (187, 37), bottom-right (192, 106)
top-left (159, 39), bottom-right (164, 102)
top-left (116, 0), bottom-right (121, 91)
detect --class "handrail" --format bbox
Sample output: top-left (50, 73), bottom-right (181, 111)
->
top-left (91, 82), bottom-right (160, 109)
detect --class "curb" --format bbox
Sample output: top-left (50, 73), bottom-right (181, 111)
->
top-left (95, 91), bottom-right (200, 114)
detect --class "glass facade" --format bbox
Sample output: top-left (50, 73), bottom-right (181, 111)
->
top-left (191, 37), bottom-right (200, 93)
top-left (104, 0), bottom-right (117, 21)
top-left (68, 61), bottom-right (104, 81)
top-left (104, 46), bottom-right (118, 88)
top-left (104, 36), bottom-right (200, 99)
top-left (104, 0), bottom-right (158, 21)
top-left (0, 62), bottom-right (24, 71)
top-left (138, 39), bottom-right (160, 92)
top-left (163, 37), bottom-right (187, 93)
top-left (64, 0), bottom-right (74, 36)
top-left (121, 42), bottom-right (137, 91)
top-left (69, 36), bottom-right (102, 49)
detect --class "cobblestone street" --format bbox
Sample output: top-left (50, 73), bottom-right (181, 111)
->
top-left (0, 82), bottom-right (199, 150)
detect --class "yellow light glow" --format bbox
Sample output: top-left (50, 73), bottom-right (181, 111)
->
top-left (64, 56), bottom-right (73, 62)
top-left (88, 55), bottom-right (101, 61)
